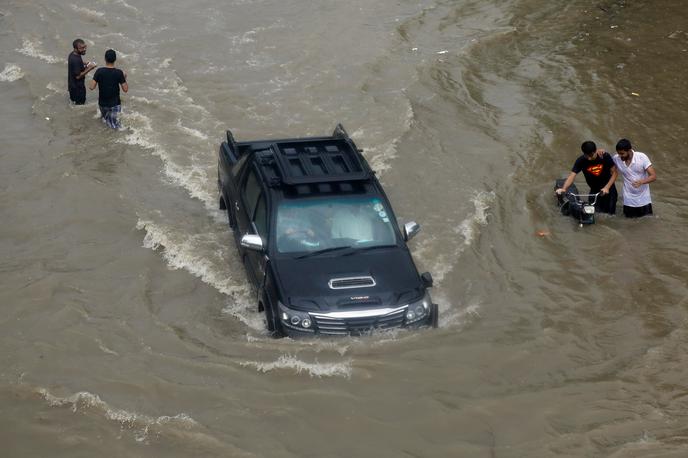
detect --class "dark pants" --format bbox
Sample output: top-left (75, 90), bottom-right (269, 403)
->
top-left (590, 184), bottom-right (618, 215)
top-left (623, 203), bottom-right (653, 218)
top-left (69, 85), bottom-right (86, 105)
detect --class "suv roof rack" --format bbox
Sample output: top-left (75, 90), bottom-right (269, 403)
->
top-left (254, 124), bottom-right (373, 186)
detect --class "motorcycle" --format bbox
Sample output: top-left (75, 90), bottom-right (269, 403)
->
top-left (555, 179), bottom-right (600, 227)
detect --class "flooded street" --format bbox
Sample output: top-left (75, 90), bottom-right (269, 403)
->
top-left (2, 0), bottom-right (688, 456)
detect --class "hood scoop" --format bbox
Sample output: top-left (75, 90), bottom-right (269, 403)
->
top-left (328, 276), bottom-right (376, 290)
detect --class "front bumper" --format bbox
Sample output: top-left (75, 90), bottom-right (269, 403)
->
top-left (280, 303), bottom-right (437, 337)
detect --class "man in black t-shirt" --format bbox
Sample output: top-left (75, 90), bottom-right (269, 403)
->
top-left (556, 140), bottom-right (618, 214)
top-left (89, 49), bottom-right (128, 129)
top-left (67, 38), bottom-right (97, 104)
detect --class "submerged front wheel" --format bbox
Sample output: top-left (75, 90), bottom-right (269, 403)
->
top-left (263, 300), bottom-right (285, 338)
top-left (431, 303), bottom-right (439, 328)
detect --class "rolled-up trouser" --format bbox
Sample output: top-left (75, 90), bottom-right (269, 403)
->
top-left (99, 105), bottom-right (122, 129)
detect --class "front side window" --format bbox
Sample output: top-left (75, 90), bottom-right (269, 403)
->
top-left (242, 169), bottom-right (261, 218)
top-left (253, 194), bottom-right (268, 239)
top-left (275, 196), bottom-right (397, 253)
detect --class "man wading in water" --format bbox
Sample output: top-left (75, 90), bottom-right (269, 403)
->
top-left (612, 138), bottom-right (657, 218)
top-left (67, 38), bottom-right (96, 105)
top-left (89, 49), bottom-right (128, 129)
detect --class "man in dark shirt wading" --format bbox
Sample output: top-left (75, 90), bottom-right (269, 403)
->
top-left (67, 38), bottom-right (96, 105)
top-left (556, 140), bottom-right (619, 214)
top-left (89, 49), bottom-right (128, 129)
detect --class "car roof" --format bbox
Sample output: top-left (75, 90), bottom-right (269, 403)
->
top-left (243, 126), bottom-right (374, 188)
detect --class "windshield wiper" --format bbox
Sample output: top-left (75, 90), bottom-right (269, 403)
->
top-left (342, 244), bottom-right (397, 256)
top-left (295, 245), bottom-right (354, 259)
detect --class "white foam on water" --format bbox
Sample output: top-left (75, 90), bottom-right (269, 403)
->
top-left (136, 218), bottom-right (247, 296)
top-left (412, 235), bottom-right (453, 285)
top-left (176, 119), bottom-right (209, 140)
top-left (232, 30), bottom-right (257, 46)
top-left (437, 295), bottom-right (482, 328)
top-left (129, 95), bottom-right (159, 106)
top-left (113, 0), bottom-right (140, 14)
top-left (240, 354), bottom-right (353, 378)
top-left (243, 333), bottom-right (351, 355)
top-left (150, 78), bottom-right (209, 116)
top-left (37, 388), bottom-right (197, 437)
top-left (292, 339), bottom-right (351, 355)
top-left (0, 63), bottom-right (23, 82)
top-left (70, 4), bottom-right (104, 18)
top-left (46, 81), bottom-right (62, 93)
top-left (353, 101), bottom-right (414, 176)
top-left (365, 139), bottom-right (398, 175)
top-left (16, 38), bottom-right (61, 64)
top-left (220, 290), bottom-right (266, 331)
top-left (456, 190), bottom-right (494, 246)
top-left (414, 190), bottom-right (494, 285)
top-left (95, 338), bottom-right (120, 356)
top-left (118, 110), bottom-right (215, 207)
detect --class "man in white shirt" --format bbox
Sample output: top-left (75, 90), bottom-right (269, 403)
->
top-left (612, 138), bottom-right (657, 218)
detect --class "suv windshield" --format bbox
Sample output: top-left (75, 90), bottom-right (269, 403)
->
top-left (275, 196), bottom-right (397, 254)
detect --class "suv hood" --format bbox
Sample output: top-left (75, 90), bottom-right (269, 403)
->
top-left (272, 248), bottom-right (423, 312)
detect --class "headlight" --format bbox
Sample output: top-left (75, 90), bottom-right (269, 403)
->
top-left (278, 302), bottom-right (314, 331)
top-left (583, 205), bottom-right (595, 214)
top-left (405, 291), bottom-right (431, 324)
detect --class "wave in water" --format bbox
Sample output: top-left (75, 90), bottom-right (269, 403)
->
top-left (37, 387), bottom-right (196, 442)
top-left (352, 100), bottom-right (415, 176)
top-left (413, 190), bottom-right (495, 285)
top-left (456, 190), bottom-right (494, 245)
top-left (240, 354), bottom-right (353, 378)
top-left (16, 38), bottom-right (61, 64)
top-left (70, 4), bottom-right (105, 18)
top-left (135, 218), bottom-right (248, 297)
top-left (112, 0), bottom-right (140, 14)
top-left (176, 119), bottom-right (209, 140)
top-left (220, 298), bottom-right (269, 332)
top-left (119, 110), bottom-right (215, 206)
top-left (0, 63), bottom-right (23, 82)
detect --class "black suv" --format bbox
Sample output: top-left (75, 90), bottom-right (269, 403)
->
top-left (217, 124), bottom-right (438, 337)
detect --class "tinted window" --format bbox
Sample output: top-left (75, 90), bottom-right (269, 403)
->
top-left (276, 196), bottom-right (397, 253)
top-left (253, 194), bottom-right (268, 239)
top-left (242, 169), bottom-right (261, 218)
top-left (232, 153), bottom-right (248, 178)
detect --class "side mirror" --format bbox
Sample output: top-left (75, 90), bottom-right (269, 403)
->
top-left (240, 234), bottom-right (264, 252)
top-left (421, 272), bottom-right (434, 288)
top-left (403, 221), bottom-right (421, 241)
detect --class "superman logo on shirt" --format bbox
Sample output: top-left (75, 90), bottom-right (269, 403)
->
top-left (586, 164), bottom-right (603, 176)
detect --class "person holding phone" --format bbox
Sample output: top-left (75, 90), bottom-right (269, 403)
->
top-left (67, 38), bottom-right (97, 105)
top-left (89, 49), bottom-right (128, 129)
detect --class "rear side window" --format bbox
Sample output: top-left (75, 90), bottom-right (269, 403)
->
top-left (242, 169), bottom-right (261, 217)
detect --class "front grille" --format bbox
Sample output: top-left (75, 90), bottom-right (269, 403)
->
top-left (328, 276), bottom-right (376, 289)
top-left (311, 308), bottom-right (406, 335)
